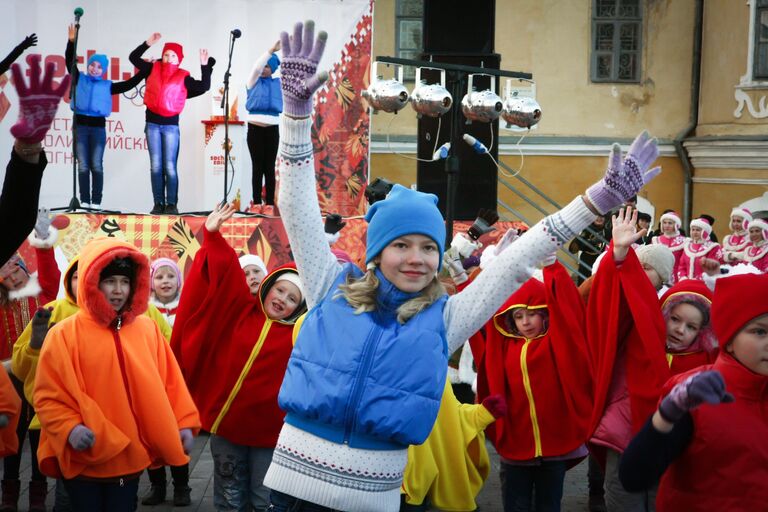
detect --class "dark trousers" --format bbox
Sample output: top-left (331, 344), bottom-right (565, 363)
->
top-left (147, 464), bottom-right (189, 486)
top-left (3, 374), bottom-right (44, 482)
top-left (588, 454), bottom-right (605, 497)
top-left (500, 460), bottom-right (567, 512)
top-left (247, 124), bottom-right (279, 205)
top-left (63, 477), bottom-right (138, 512)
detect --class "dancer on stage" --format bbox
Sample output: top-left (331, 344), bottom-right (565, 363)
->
top-left (246, 40), bottom-right (282, 209)
top-left (65, 24), bottom-right (146, 210)
top-left (129, 34), bottom-right (215, 215)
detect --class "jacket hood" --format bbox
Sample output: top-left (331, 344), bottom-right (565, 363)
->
top-left (63, 256), bottom-right (79, 305)
top-left (257, 263), bottom-right (307, 325)
top-left (661, 279), bottom-right (717, 353)
top-left (492, 277), bottom-right (549, 339)
top-left (77, 238), bottom-right (150, 326)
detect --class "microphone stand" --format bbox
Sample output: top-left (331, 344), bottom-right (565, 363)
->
top-left (56, 19), bottom-right (82, 212)
top-left (221, 32), bottom-right (237, 205)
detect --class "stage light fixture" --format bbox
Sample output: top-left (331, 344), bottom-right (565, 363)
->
top-left (501, 94), bottom-right (542, 129)
top-left (410, 67), bottom-right (452, 118)
top-left (460, 74), bottom-right (503, 123)
top-left (361, 62), bottom-right (410, 114)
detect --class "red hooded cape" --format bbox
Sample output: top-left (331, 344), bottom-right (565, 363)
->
top-left (171, 228), bottom-right (305, 447)
top-left (470, 262), bottom-right (593, 461)
top-left (586, 246), bottom-right (669, 461)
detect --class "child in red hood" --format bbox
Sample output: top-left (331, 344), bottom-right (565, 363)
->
top-left (470, 259), bottom-right (593, 511)
top-left (171, 203), bottom-right (307, 512)
top-left (660, 280), bottom-right (718, 375)
top-left (620, 271), bottom-right (768, 511)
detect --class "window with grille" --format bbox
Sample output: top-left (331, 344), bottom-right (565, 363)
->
top-left (754, 0), bottom-right (768, 79)
top-left (396, 0), bottom-right (423, 81)
top-left (591, 0), bottom-right (642, 83)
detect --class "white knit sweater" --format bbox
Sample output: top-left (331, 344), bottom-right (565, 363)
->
top-left (263, 115), bottom-right (597, 512)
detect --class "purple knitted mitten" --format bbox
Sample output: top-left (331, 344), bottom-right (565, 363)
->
top-left (586, 131), bottom-right (661, 215)
top-left (280, 21), bottom-right (328, 118)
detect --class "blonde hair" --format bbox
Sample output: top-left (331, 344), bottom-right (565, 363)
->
top-left (337, 265), bottom-right (446, 324)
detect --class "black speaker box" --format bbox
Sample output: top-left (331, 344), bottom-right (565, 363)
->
top-left (416, 53), bottom-right (500, 220)
top-left (423, 0), bottom-right (495, 54)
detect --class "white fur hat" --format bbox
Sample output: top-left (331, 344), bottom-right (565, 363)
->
top-left (660, 211), bottom-right (682, 230)
top-left (690, 217), bottom-right (712, 240)
top-left (730, 207), bottom-right (753, 228)
top-left (750, 218), bottom-right (768, 241)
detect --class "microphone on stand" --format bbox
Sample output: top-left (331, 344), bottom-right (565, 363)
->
top-left (231, 29), bottom-right (242, 39)
top-left (74, 7), bottom-right (84, 23)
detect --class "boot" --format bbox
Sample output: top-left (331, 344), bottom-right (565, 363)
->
top-left (141, 484), bottom-right (166, 506)
top-left (164, 204), bottom-right (179, 215)
top-left (172, 485), bottom-right (191, 507)
top-left (28, 480), bottom-right (47, 512)
top-left (0, 479), bottom-right (20, 512)
top-left (150, 203), bottom-right (165, 215)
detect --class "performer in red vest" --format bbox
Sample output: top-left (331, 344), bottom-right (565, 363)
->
top-left (619, 271), bottom-right (768, 511)
top-left (129, 34), bottom-right (215, 215)
top-left (741, 218), bottom-right (768, 272)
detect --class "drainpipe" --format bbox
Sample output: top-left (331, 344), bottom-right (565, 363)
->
top-left (673, 0), bottom-right (703, 227)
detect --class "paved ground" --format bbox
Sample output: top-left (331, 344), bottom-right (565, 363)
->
top-left (4, 432), bottom-right (593, 511)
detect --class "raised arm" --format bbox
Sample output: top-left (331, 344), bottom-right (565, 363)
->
top-left (275, 21), bottom-right (339, 309)
top-left (444, 133), bottom-right (662, 354)
top-left (247, 40), bottom-right (280, 89)
top-left (0, 33), bottom-right (36, 76)
top-left (185, 49), bottom-right (215, 99)
top-left (128, 35), bottom-right (157, 75)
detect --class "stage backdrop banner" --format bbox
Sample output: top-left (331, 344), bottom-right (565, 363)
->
top-left (0, 0), bottom-right (371, 216)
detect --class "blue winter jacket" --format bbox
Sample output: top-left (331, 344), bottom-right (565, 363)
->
top-left (278, 266), bottom-right (448, 450)
top-left (72, 73), bottom-right (112, 117)
top-left (245, 76), bottom-right (282, 116)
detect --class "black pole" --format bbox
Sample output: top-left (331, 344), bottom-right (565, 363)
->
top-left (221, 34), bottom-right (236, 205)
top-left (444, 70), bottom-right (465, 244)
top-left (67, 22), bottom-right (81, 211)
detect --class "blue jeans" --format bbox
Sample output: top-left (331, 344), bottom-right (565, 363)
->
top-left (145, 122), bottom-right (180, 206)
top-left (500, 460), bottom-right (567, 512)
top-left (268, 490), bottom-right (339, 511)
top-left (63, 477), bottom-right (138, 512)
top-left (75, 124), bottom-right (106, 204)
top-left (210, 434), bottom-right (274, 511)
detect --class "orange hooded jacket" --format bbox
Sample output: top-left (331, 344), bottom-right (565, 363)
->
top-left (33, 238), bottom-right (200, 479)
top-left (0, 367), bottom-right (21, 456)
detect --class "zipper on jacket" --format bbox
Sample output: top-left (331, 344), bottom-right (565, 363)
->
top-left (520, 338), bottom-right (543, 457)
top-left (112, 317), bottom-right (152, 455)
top-left (342, 326), bottom-right (384, 444)
top-left (211, 319), bottom-right (273, 433)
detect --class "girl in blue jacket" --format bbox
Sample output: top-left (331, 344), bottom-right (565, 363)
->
top-left (263, 20), bottom-right (662, 512)
top-left (65, 24), bottom-right (145, 209)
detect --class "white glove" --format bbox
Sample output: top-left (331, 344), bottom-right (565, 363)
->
top-left (450, 233), bottom-right (479, 259)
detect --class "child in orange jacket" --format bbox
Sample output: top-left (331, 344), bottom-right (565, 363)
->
top-left (33, 238), bottom-right (200, 511)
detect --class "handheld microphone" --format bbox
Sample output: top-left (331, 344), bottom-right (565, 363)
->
top-left (74, 7), bottom-right (84, 23)
top-left (463, 134), bottom-right (488, 154)
top-left (432, 142), bottom-right (451, 161)
top-left (231, 29), bottom-right (242, 39)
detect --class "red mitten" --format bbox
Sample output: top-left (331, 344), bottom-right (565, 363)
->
top-left (481, 394), bottom-right (508, 419)
top-left (10, 55), bottom-right (71, 143)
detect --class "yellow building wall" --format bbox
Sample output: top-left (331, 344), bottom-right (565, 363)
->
top-left (371, 0), bottom-right (696, 139)
top-left (697, 0), bottom-right (768, 136)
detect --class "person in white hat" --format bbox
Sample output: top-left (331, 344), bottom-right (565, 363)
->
top-left (651, 211), bottom-right (686, 283)
top-left (675, 217), bottom-right (724, 282)
top-left (740, 217), bottom-right (768, 273)
top-left (722, 207), bottom-right (753, 263)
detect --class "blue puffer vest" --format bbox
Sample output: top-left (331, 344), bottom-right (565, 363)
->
top-left (279, 266), bottom-right (448, 450)
top-left (245, 76), bottom-right (282, 116)
top-left (72, 73), bottom-right (112, 117)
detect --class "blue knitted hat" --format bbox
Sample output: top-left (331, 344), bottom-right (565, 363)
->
top-left (87, 54), bottom-right (108, 77)
top-left (364, 184), bottom-right (446, 270)
top-left (267, 53), bottom-right (280, 73)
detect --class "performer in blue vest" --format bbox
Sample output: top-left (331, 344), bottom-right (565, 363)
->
top-left (65, 24), bottom-right (145, 210)
top-left (245, 40), bottom-right (282, 208)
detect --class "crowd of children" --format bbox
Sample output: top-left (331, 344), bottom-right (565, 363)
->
top-left (0, 19), bottom-right (766, 512)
